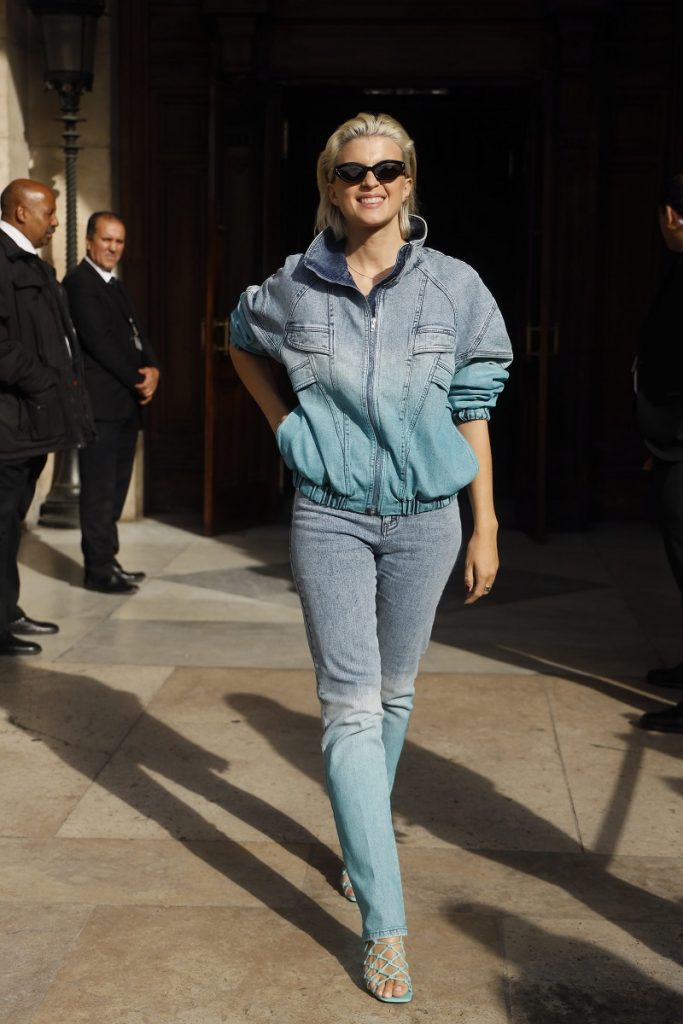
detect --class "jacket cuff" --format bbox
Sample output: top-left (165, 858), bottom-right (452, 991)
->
top-left (454, 408), bottom-right (491, 423)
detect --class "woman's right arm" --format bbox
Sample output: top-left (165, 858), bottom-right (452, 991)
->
top-left (229, 344), bottom-right (290, 434)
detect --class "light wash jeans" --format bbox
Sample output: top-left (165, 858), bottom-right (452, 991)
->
top-left (290, 492), bottom-right (462, 940)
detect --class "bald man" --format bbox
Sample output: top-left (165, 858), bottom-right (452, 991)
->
top-left (0, 179), bottom-right (93, 655)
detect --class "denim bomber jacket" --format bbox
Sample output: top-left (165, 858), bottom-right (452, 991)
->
top-left (231, 216), bottom-right (512, 516)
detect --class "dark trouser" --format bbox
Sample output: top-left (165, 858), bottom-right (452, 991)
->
top-left (78, 415), bottom-right (139, 576)
top-left (652, 457), bottom-right (683, 601)
top-left (0, 454), bottom-right (47, 631)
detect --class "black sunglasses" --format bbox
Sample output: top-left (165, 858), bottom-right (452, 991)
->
top-left (333, 160), bottom-right (406, 184)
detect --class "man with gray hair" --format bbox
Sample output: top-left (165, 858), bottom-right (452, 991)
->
top-left (63, 211), bottom-right (159, 593)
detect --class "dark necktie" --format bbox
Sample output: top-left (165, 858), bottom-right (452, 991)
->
top-left (108, 276), bottom-right (124, 298)
top-left (109, 278), bottom-right (143, 351)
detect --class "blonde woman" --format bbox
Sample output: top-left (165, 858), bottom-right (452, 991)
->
top-left (230, 112), bottom-right (512, 1002)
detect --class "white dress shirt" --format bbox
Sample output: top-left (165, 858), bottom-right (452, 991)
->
top-left (85, 255), bottom-right (115, 283)
top-left (0, 219), bottom-right (37, 255)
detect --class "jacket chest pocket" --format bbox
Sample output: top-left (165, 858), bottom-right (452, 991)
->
top-left (284, 324), bottom-right (331, 356)
top-left (283, 324), bottom-right (333, 390)
top-left (429, 358), bottom-right (453, 393)
top-left (400, 325), bottom-right (456, 429)
top-left (14, 281), bottom-right (45, 328)
top-left (412, 325), bottom-right (456, 389)
top-left (413, 325), bottom-right (456, 356)
top-left (288, 359), bottom-right (317, 394)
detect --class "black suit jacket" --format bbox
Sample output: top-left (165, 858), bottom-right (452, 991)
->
top-left (63, 259), bottom-right (158, 422)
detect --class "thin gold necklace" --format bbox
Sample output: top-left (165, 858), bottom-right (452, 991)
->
top-left (346, 261), bottom-right (384, 279)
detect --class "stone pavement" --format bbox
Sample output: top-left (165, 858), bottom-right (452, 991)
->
top-left (1, 515), bottom-right (683, 1024)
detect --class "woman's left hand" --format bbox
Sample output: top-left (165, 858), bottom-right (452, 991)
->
top-left (463, 526), bottom-right (499, 605)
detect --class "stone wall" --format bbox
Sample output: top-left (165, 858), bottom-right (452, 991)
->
top-left (0, 0), bottom-right (30, 184)
top-left (2, 0), bottom-right (114, 276)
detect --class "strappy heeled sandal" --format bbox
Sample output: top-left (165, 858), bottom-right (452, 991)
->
top-left (363, 936), bottom-right (413, 1004)
top-left (340, 866), bottom-right (357, 903)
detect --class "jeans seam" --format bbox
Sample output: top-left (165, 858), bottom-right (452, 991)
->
top-left (289, 546), bottom-right (323, 676)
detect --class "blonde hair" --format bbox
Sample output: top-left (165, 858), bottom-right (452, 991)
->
top-left (315, 112), bottom-right (417, 240)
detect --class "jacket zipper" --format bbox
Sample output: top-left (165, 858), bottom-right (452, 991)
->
top-left (365, 310), bottom-right (383, 514)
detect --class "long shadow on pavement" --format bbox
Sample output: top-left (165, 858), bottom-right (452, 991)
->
top-left (225, 695), bottom-right (683, 981)
top-left (0, 665), bottom-right (359, 982)
top-left (451, 906), bottom-right (683, 1024)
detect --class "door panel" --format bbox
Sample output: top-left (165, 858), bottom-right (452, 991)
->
top-left (203, 91), bottom-right (282, 534)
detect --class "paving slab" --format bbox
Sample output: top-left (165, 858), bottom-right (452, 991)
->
top-left (111, 578), bottom-right (303, 623)
top-left (501, 914), bottom-right (683, 1024)
top-left (56, 667), bottom-right (334, 843)
top-left (24, 905), bottom-right (508, 1024)
top-left (0, 903), bottom-right (93, 1024)
top-left (394, 672), bottom-right (581, 851)
top-left (0, 838), bottom-right (316, 908)
top-left (547, 673), bottom-right (683, 855)
top-left (56, 619), bottom-right (314, 668)
top-left (0, 662), bottom-right (172, 837)
top-left (304, 845), bottom-right (683, 925)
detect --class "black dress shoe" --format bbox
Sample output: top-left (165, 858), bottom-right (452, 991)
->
top-left (646, 663), bottom-right (683, 688)
top-left (637, 703), bottom-right (683, 732)
top-left (9, 614), bottom-right (59, 636)
top-left (84, 572), bottom-right (138, 594)
top-left (113, 560), bottom-right (146, 583)
top-left (0, 632), bottom-right (41, 655)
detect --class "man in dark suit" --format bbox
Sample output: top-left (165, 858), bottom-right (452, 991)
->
top-left (63, 212), bottom-right (160, 594)
top-left (635, 174), bottom-right (683, 732)
top-left (0, 179), bottom-right (94, 654)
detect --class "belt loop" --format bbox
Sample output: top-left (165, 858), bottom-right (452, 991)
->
top-left (382, 515), bottom-right (399, 535)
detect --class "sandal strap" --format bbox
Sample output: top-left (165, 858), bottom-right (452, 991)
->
top-left (340, 867), bottom-right (357, 901)
top-left (363, 937), bottom-right (412, 993)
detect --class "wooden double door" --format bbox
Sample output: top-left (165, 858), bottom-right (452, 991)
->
top-left (203, 83), bottom-right (554, 536)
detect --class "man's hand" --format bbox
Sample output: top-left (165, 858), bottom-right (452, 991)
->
top-left (135, 366), bottom-right (160, 405)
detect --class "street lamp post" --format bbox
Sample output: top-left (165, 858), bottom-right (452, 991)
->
top-left (26, 0), bottom-right (106, 527)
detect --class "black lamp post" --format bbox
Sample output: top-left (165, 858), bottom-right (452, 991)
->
top-left (27, 0), bottom-right (105, 274)
top-left (27, 0), bottom-right (105, 527)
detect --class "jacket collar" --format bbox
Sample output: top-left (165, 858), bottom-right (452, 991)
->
top-left (84, 255), bottom-right (116, 284)
top-left (0, 226), bottom-right (40, 264)
top-left (0, 231), bottom-right (54, 293)
top-left (0, 219), bottom-right (37, 255)
top-left (302, 215), bottom-right (428, 287)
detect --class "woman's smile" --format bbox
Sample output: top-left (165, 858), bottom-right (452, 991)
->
top-left (327, 136), bottom-right (411, 238)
